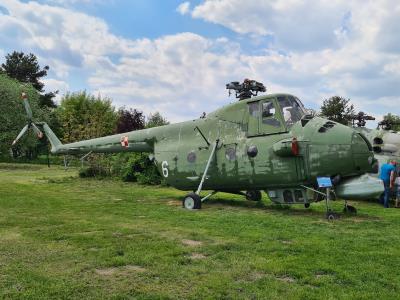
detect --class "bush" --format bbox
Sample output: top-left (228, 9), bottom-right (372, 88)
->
top-left (79, 152), bottom-right (163, 185)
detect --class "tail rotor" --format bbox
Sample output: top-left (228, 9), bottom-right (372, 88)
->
top-left (12, 92), bottom-right (44, 146)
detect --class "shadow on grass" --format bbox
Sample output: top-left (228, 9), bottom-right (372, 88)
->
top-left (206, 197), bottom-right (323, 216)
top-left (204, 196), bottom-right (378, 220)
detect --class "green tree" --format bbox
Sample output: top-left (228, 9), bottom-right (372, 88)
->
top-left (0, 73), bottom-right (50, 158)
top-left (1, 51), bottom-right (57, 108)
top-left (381, 113), bottom-right (400, 131)
top-left (320, 96), bottom-right (355, 125)
top-left (146, 112), bottom-right (169, 128)
top-left (115, 107), bottom-right (145, 133)
top-left (57, 91), bottom-right (118, 143)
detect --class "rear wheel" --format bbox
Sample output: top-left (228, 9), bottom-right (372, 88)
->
top-left (343, 205), bottom-right (357, 214)
top-left (183, 193), bottom-right (202, 210)
top-left (246, 190), bottom-right (262, 201)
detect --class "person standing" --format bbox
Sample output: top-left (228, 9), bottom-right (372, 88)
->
top-left (395, 169), bottom-right (400, 208)
top-left (379, 160), bottom-right (397, 208)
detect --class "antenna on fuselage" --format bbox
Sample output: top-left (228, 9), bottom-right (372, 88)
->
top-left (226, 79), bottom-right (266, 100)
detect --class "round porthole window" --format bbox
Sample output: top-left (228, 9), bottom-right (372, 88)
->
top-left (225, 148), bottom-right (236, 161)
top-left (247, 145), bottom-right (258, 158)
top-left (187, 151), bottom-right (196, 163)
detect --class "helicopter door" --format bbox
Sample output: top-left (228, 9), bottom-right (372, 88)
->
top-left (248, 98), bottom-right (286, 136)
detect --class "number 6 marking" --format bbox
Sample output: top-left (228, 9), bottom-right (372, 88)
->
top-left (161, 161), bottom-right (169, 177)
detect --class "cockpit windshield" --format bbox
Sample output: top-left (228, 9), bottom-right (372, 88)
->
top-left (276, 95), bottom-right (307, 128)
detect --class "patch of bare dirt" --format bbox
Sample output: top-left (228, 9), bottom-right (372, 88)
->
top-left (276, 275), bottom-right (296, 283)
top-left (279, 240), bottom-right (293, 245)
top-left (182, 239), bottom-right (203, 246)
top-left (189, 253), bottom-right (206, 260)
top-left (123, 265), bottom-right (146, 273)
top-left (95, 265), bottom-right (146, 276)
top-left (1, 232), bottom-right (21, 241)
top-left (248, 272), bottom-right (265, 281)
top-left (95, 267), bottom-right (117, 276)
top-left (166, 200), bottom-right (181, 206)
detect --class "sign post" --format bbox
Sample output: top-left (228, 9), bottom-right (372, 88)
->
top-left (317, 177), bottom-right (336, 219)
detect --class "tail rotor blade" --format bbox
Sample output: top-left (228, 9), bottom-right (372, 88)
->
top-left (21, 92), bottom-right (33, 120)
top-left (31, 123), bottom-right (44, 139)
top-left (12, 124), bottom-right (29, 146)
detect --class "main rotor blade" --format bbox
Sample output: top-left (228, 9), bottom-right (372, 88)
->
top-left (31, 123), bottom-right (44, 139)
top-left (21, 92), bottom-right (32, 120)
top-left (12, 124), bottom-right (29, 146)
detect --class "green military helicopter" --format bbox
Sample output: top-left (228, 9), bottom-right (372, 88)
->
top-left (334, 112), bottom-right (400, 201)
top-left (13, 80), bottom-right (378, 218)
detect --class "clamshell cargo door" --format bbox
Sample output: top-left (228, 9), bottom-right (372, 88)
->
top-left (247, 98), bottom-right (287, 136)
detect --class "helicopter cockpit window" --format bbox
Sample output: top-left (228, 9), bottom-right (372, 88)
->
top-left (262, 101), bottom-right (281, 127)
top-left (277, 96), bottom-right (306, 128)
top-left (248, 102), bottom-right (259, 117)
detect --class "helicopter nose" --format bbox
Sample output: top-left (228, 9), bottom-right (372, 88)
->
top-left (306, 118), bottom-right (375, 178)
top-left (351, 132), bottom-right (375, 173)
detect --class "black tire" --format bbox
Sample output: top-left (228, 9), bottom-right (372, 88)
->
top-left (326, 211), bottom-right (337, 220)
top-left (343, 205), bottom-right (357, 214)
top-left (246, 190), bottom-right (262, 201)
top-left (183, 193), bottom-right (202, 210)
top-left (304, 203), bottom-right (310, 208)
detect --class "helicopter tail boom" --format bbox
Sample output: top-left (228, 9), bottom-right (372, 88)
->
top-left (12, 92), bottom-right (155, 155)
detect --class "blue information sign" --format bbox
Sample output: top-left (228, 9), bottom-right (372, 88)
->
top-left (317, 177), bottom-right (332, 188)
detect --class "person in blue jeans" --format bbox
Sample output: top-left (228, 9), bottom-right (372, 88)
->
top-left (379, 160), bottom-right (397, 208)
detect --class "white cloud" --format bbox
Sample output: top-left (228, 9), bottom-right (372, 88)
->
top-left (177, 2), bottom-right (191, 15)
top-left (42, 78), bottom-right (69, 102)
top-left (192, 0), bottom-right (351, 51)
top-left (0, 0), bottom-right (399, 123)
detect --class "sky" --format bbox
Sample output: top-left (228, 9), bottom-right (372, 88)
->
top-left (0, 0), bottom-right (399, 125)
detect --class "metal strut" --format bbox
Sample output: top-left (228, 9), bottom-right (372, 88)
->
top-left (196, 139), bottom-right (219, 195)
top-left (80, 151), bottom-right (93, 167)
top-left (63, 155), bottom-right (70, 171)
top-left (325, 187), bottom-right (331, 212)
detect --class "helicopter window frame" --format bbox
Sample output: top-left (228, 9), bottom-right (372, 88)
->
top-left (276, 95), bottom-right (306, 128)
top-left (248, 101), bottom-right (259, 117)
top-left (261, 100), bottom-right (281, 128)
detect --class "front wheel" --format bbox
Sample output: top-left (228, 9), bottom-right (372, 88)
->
top-left (183, 193), bottom-right (202, 210)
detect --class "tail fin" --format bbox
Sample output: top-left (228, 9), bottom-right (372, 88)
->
top-left (41, 123), bottom-right (62, 153)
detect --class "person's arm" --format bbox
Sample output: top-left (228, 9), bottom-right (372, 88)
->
top-left (390, 171), bottom-right (395, 188)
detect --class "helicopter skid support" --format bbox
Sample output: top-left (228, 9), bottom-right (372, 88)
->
top-left (195, 140), bottom-right (219, 195)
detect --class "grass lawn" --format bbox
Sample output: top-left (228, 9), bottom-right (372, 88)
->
top-left (0, 163), bottom-right (399, 299)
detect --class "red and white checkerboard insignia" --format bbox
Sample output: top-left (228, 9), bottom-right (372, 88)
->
top-left (120, 136), bottom-right (129, 148)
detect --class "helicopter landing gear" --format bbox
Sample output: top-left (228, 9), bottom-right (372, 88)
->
top-left (324, 187), bottom-right (340, 220)
top-left (326, 211), bottom-right (339, 220)
top-left (183, 140), bottom-right (219, 210)
top-left (343, 201), bottom-right (357, 214)
top-left (246, 190), bottom-right (262, 201)
top-left (183, 193), bottom-right (202, 210)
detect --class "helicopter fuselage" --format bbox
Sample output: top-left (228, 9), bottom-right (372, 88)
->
top-left (45, 93), bottom-right (375, 204)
